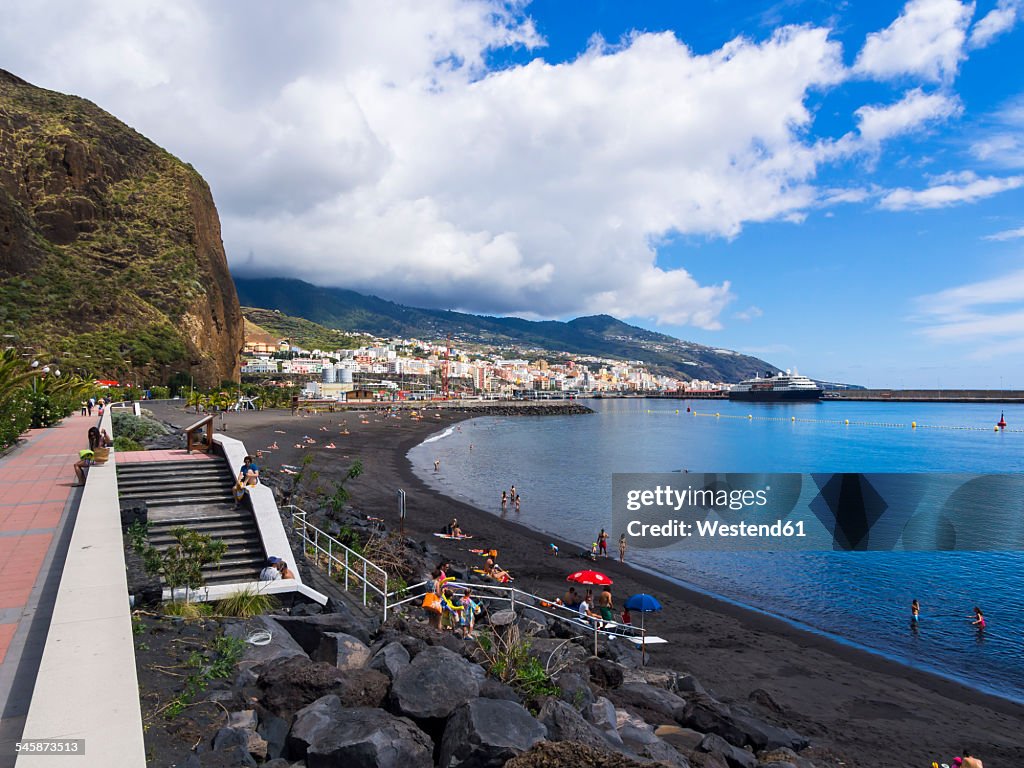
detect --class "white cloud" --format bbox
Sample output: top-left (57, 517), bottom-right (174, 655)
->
top-left (879, 172), bottom-right (1024, 209)
top-left (970, 95), bottom-right (1024, 168)
top-left (734, 306), bottom-right (764, 321)
top-left (855, 88), bottom-right (961, 144)
top-left (854, 0), bottom-right (975, 82)
top-left (984, 225), bottom-right (1024, 240)
top-left (969, 0), bottom-right (1022, 47)
top-left (0, 2), bottom-right (858, 329)
top-left (913, 269), bottom-right (1024, 346)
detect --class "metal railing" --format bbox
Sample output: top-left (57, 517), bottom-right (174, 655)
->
top-left (288, 507), bottom-right (652, 649)
top-left (287, 506), bottom-right (391, 617)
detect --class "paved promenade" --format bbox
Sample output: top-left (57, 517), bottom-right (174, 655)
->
top-left (0, 412), bottom-right (91, 764)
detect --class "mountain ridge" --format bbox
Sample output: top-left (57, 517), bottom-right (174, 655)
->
top-left (234, 277), bottom-right (778, 382)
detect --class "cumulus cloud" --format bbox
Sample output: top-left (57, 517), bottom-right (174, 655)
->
top-left (913, 269), bottom-right (1024, 346)
top-left (855, 88), bottom-right (961, 144)
top-left (0, 0), bottom-right (1015, 331)
top-left (969, 0), bottom-right (1022, 47)
top-left (970, 95), bottom-right (1024, 168)
top-left (854, 0), bottom-right (974, 82)
top-left (879, 172), bottom-right (1024, 209)
top-left (734, 306), bottom-right (764, 321)
top-left (984, 225), bottom-right (1024, 240)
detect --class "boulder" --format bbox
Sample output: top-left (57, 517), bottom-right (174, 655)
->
top-left (224, 616), bottom-right (308, 669)
top-left (368, 641), bottom-right (411, 680)
top-left (526, 638), bottom-right (587, 671)
top-left (555, 671), bottom-right (594, 712)
top-left (538, 698), bottom-right (620, 752)
top-left (587, 657), bottom-right (625, 689)
top-left (699, 733), bottom-right (757, 768)
top-left (258, 656), bottom-right (388, 718)
top-left (479, 677), bottom-right (522, 704)
top-left (656, 724), bottom-right (706, 753)
top-left (756, 746), bottom-right (816, 768)
top-left (227, 710), bottom-right (257, 730)
top-left (211, 727), bottom-right (267, 762)
top-left (390, 646), bottom-right (482, 720)
top-left (288, 697), bottom-right (432, 768)
top-left (588, 697), bottom-right (624, 746)
top-left (313, 631), bottom-right (372, 670)
top-left (680, 694), bottom-right (746, 747)
top-left (638, 739), bottom-right (692, 768)
top-left (438, 698), bottom-right (547, 768)
top-left (275, 607), bottom-right (379, 649)
top-left (608, 682), bottom-right (688, 725)
top-left (289, 601), bottom-right (324, 616)
top-left (255, 707), bottom-right (290, 761)
top-left (730, 713), bottom-right (808, 752)
top-left (616, 709), bottom-right (659, 747)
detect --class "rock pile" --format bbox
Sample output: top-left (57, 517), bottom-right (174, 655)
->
top-left (183, 596), bottom-right (842, 768)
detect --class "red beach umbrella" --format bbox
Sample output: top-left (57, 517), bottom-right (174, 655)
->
top-left (566, 570), bottom-right (613, 586)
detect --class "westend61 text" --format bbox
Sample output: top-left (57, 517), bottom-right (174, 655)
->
top-left (627, 519), bottom-right (806, 539)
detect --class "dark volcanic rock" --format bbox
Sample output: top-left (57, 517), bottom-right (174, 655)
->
top-left (505, 742), bottom-right (652, 768)
top-left (276, 607), bottom-right (379, 649)
top-left (699, 733), bottom-right (757, 768)
top-left (288, 697), bottom-right (432, 768)
top-left (556, 671), bottom-right (595, 712)
top-left (224, 616), bottom-right (308, 670)
top-left (538, 698), bottom-right (619, 752)
top-left (258, 656), bottom-right (388, 718)
top-left (438, 698), bottom-right (547, 768)
top-left (368, 640), bottom-right (411, 680)
top-left (478, 677), bottom-right (523, 703)
top-left (608, 682), bottom-right (688, 725)
top-left (587, 657), bottom-right (625, 689)
top-left (312, 631), bottom-right (371, 670)
top-left (390, 646), bottom-right (483, 720)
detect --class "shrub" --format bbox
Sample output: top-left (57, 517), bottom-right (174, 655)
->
top-left (161, 601), bottom-right (213, 619)
top-left (142, 527), bottom-right (227, 599)
top-left (114, 435), bottom-right (143, 452)
top-left (215, 587), bottom-right (279, 618)
top-left (111, 411), bottom-right (168, 443)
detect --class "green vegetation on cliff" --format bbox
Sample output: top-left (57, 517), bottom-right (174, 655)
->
top-left (0, 70), bottom-right (243, 386)
top-left (242, 307), bottom-right (373, 352)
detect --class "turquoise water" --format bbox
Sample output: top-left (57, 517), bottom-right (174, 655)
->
top-left (409, 398), bottom-right (1024, 702)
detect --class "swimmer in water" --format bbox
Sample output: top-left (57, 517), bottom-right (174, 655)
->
top-left (969, 606), bottom-right (985, 630)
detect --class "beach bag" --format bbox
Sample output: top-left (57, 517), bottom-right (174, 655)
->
top-left (422, 592), bottom-right (442, 614)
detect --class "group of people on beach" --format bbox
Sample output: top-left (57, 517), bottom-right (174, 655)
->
top-left (425, 563), bottom-right (482, 637)
top-left (559, 584), bottom-right (628, 627)
top-left (934, 750), bottom-right (985, 767)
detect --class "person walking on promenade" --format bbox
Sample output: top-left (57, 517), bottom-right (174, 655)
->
top-left (619, 533), bottom-right (627, 563)
top-left (598, 528), bottom-right (609, 556)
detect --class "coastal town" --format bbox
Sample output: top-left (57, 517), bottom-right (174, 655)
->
top-left (241, 333), bottom-right (725, 400)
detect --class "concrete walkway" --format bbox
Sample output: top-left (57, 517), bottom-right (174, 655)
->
top-left (0, 412), bottom-right (93, 764)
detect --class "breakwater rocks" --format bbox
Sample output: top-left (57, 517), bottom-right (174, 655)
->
top-left (187, 602), bottom-right (842, 768)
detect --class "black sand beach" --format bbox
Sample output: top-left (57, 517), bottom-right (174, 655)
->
top-left (147, 402), bottom-right (1024, 768)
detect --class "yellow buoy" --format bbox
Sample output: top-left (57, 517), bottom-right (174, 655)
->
top-left (911, 421), bottom-right (916, 428)
top-left (675, 409), bottom-right (679, 414)
top-left (791, 416), bottom-right (796, 422)
top-left (715, 412), bottom-right (720, 417)
top-left (748, 414), bottom-right (752, 419)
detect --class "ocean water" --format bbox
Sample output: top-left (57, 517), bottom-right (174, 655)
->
top-left (408, 398), bottom-right (1024, 702)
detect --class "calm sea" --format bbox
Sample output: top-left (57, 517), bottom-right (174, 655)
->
top-left (408, 398), bottom-right (1024, 703)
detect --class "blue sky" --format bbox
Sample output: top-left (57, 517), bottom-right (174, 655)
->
top-left (3, 1), bottom-right (1024, 387)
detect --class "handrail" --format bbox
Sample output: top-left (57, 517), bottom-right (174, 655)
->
top-left (287, 508), bottom-right (647, 649)
top-left (286, 506), bottom-right (391, 617)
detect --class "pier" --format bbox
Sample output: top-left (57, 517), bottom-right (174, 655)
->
top-left (823, 389), bottom-right (1024, 403)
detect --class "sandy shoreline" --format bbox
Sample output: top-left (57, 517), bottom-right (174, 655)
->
top-left (145, 402), bottom-right (1024, 768)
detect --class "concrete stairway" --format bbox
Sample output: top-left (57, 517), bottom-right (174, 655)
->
top-left (117, 459), bottom-right (267, 586)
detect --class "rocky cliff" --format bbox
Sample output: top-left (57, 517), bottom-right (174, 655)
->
top-left (0, 70), bottom-right (242, 387)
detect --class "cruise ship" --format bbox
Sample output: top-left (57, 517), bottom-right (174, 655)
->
top-left (728, 370), bottom-right (822, 402)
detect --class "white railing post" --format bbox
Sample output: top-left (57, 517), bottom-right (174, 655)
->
top-left (362, 560), bottom-right (368, 604)
top-left (328, 539), bottom-right (333, 577)
top-left (345, 550), bottom-right (349, 590)
top-left (383, 574), bottom-right (389, 622)
top-left (510, 588), bottom-right (516, 613)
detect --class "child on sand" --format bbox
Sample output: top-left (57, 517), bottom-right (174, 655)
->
top-left (619, 534), bottom-right (627, 562)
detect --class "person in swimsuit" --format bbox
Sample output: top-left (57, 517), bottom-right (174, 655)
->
top-left (911, 599), bottom-right (920, 623)
top-left (969, 606), bottom-right (985, 630)
top-left (619, 533), bottom-right (627, 562)
top-left (598, 528), bottom-right (609, 556)
top-left (501, 490), bottom-right (507, 510)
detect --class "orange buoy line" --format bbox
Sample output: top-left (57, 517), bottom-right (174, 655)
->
top-left (655, 410), bottom-right (1018, 432)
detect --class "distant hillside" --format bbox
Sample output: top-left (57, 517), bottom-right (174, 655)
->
top-left (234, 277), bottom-right (778, 382)
top-left (0, 70), bottom-right (243, 386)
top-left (243, 308), bottom-right (370, 352)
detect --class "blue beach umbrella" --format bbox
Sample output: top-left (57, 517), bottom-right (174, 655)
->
top-left (624, 593), bottom-right (663, 664)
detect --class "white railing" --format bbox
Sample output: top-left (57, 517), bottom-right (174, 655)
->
top-left (287, 506), bottom-right (391, 617)
top-left (288, 508), bottom-right (650, 648)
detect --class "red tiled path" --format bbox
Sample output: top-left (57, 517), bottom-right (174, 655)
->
top-left (0, 415), bottom-right (92, 667)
